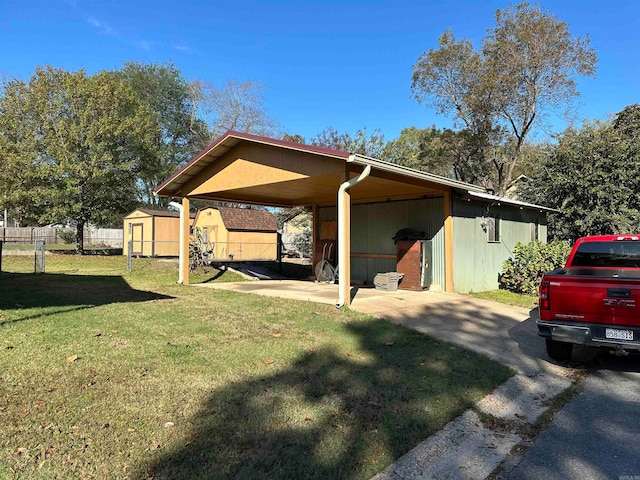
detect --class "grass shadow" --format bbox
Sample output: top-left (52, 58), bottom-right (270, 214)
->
top-left (135, 318), bottom-right (511, 480)
top-left (0, 271), bottom-right (172, 325)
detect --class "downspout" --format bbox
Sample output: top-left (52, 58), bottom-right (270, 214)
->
top-left (169, 200), bottom-right (185, 284)
top-left (336, 161), bottom-right (371, 308)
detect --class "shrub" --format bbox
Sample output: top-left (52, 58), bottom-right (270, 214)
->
top-left (292, 232), bottom-right (312, 258)
top-left (500, 241), bottom-right (571, 295)
top-left (58, 229), bottom-right (76, 244)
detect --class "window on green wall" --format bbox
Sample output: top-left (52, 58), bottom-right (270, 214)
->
top-left (487, 214), bottom-right (500, 243)
top-left (530, 220), bottom-right (539, 242)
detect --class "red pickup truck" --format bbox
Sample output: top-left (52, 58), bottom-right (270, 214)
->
top-left (538, 234), bottom-right (640, 360)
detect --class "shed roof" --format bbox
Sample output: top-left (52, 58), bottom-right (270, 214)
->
top-left (129, 208), bottom-right (196, 219)
top-left (216, 207), bottom-right (278, 232)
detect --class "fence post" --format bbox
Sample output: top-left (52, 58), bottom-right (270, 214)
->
top-left (277, 232), bottom-right (283, 273)
top-left (127, 240), bottom-right (133, 272)
top-left (0, 240), bottom-right (3, 278)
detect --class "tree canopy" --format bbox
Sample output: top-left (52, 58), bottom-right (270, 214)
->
top-left (411, 2), bottom-right (597, 194)
top-left (521, 105), bottom-right (640, 241)
top-left (119, 62), bottom-right (208, 207)
top-left (0, 66), bottom-right (158, 252)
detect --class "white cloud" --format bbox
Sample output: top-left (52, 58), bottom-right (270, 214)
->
top-left (172, 44), bottom-right (192, 53)
top-left (87, 16), bottom-right (116, 36)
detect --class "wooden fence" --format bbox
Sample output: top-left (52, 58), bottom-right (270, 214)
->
top-left (0, 227), bottom-right (123, 247)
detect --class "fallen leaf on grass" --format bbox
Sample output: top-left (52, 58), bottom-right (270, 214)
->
top-left (34, 399), bottom-right (47, 405)
top-left (66, 355), bottom-right (79, 363)
top-left (93, 333), bottom-right (102, 337)
top-left (263, 359), bottom-right (274, 365)
top-left (486, 443), bottom-right (497, 449)
top-left (14, 448), bottom-right (28, 456)
top-left (270, 333), bottom-right (282, 338)
top-left (150, 444), bottom-right (161, 451)
top-left (332, 423), bottom-right (343, 430)
top-left (164, 422), bottom-right (175, 428)
top-left (384, 342), bottom-right (394, 346)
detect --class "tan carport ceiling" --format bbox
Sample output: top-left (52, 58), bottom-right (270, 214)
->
top-left (154, 131), bottom-right (483, 206)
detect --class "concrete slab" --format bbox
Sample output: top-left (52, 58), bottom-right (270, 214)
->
top-left (372, 411), bottom-right (522, 480)
top-left (476, 373), bottom-right (573, 425)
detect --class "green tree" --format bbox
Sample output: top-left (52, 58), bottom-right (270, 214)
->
top-left (119, 62), bottom-right (208, 206)
top-left (310, 127), bottom-right (385, 158)
top-left (194, 80), bottom-right (279, 143)
top-left (522, 108), bottom-right (640, 240)
top-left (412, 2), bottom-right (597, 194)
top-left (0, 66), bottom-right (157, 253)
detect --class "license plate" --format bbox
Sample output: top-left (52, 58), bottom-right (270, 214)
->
top-left (605, 328), bottom-right (634, 341)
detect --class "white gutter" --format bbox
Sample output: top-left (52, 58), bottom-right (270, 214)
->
top-left (169, 201), bottom-right (185, 284)
top-left (336, 162), bottom-right (372, 308)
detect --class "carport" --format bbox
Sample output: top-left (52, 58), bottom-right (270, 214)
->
top-left (154, 130), bottom-right (486, 306)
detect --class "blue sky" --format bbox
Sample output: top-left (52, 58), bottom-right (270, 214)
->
top-left (2, 0), bottom-right (639, 142)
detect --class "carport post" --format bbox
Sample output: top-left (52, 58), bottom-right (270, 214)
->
top-left (444, 191), bottom-right (454, 293)
top-left (336, 163), bottom-right (371, 308)
top-left (181, 197), bottom-right (190, 285)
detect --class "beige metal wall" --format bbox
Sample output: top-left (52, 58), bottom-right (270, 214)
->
top-left (152, 216), bottom-right (181, 256)
top-left (193, 208), bottom-right (228, 259)
top-left (227, 231), bottom-right (278, 261)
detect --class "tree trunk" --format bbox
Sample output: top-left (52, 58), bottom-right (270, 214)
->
top-left (76, 220), bottom-right (85, 255)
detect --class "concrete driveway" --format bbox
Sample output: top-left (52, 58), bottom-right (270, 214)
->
top-left (508, 357), bottom-right (640, 480)
top-left (195, 280), bottom-right (638, 479)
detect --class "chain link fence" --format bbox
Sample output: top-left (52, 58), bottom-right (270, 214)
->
top-left (126, 239), bottom-right (312, 272)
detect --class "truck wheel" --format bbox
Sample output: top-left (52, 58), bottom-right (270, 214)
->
top-left (545, 339), bottom-right (573, 361)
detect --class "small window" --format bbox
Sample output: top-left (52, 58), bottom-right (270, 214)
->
top-left (530, 220), bottom-right (539, 242)
top-left (487, 215), bottom-right (500, 243)
top-left (202, 227), bottom-right (209, 244)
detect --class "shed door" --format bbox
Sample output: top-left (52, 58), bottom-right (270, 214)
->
top-left (131, 223), bottom-right (143, 255)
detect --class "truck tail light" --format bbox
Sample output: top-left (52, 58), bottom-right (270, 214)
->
top-left (539, 282), bottom-right (550, 310)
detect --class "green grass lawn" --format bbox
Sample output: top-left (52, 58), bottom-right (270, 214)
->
top-left (470, 289), bottom-right (539, 310)
top-left (0, 255), bottom-right (511, 480)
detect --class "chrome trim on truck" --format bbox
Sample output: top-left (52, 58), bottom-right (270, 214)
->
top-left (537, 320), bottom-right (640, 351)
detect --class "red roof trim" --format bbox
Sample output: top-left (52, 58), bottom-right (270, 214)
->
top-left (154, 130), bottom-right (351, 196)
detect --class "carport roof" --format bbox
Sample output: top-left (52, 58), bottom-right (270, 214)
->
top-left (153, 131), bottom-right (556, 214)
top-left (154, 130), bottom-right (486, 201)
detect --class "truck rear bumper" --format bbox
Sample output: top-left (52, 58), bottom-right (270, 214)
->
top-left (537, 320), bottom-right (640, 351)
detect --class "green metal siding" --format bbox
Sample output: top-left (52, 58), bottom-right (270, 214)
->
top-left (319, 198), bottom-right (445, 289)
top-left (451, 198), bottom-right (548, 293)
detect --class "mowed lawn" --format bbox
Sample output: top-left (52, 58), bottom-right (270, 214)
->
top-left (0, 255), bottom-right (512, 480)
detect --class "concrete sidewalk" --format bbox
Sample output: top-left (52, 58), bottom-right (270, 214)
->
top-left (195, 280), bottom-right (576, 479)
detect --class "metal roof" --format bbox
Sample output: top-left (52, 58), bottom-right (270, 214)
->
top-left (154, 130), bottom-right (555, 214)
top-left (348, 153), bottom-right (485, 193)
top-left (464, 191), bottom-right (559, 213)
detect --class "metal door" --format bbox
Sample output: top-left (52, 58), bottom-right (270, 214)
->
top-left (420, 240), bottom-right (433, 288)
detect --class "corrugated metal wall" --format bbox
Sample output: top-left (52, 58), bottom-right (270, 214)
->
top-left (451, 198), bottom-right (548, 293)
top-left (318, 197), bottom-right (445, 289)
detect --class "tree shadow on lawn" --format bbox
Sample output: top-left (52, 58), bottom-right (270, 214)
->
top-left (0, 271), bottom-right (172, 325)
top-left (136, 318), bottom-right (511, 480)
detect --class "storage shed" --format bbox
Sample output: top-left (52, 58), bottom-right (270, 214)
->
top-left (123, 209), bottom-right (195, 257)
top-left (154, 131), bottom-right (556, 305)
top-left (192, 206), bottom-right (278, 261)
